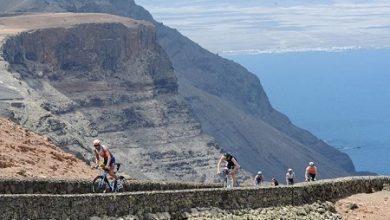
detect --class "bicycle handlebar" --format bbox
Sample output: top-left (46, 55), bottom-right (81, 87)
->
top-left (95, 162), bottom-right (122, 172)
top-left (95, 163), bottom-right (108, 171)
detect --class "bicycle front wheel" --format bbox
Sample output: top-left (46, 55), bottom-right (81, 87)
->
top-left (92, 176), bottom-right (109, 193)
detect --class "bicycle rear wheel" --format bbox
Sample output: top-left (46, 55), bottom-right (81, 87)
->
top-left (92, 176), bottom-right (109, 193)
top-left (115, 176), bottom-right (127, 192)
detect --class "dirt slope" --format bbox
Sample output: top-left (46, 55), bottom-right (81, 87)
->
top-left (0, 117), bottom-right (98, 180)
top-left (335, 190), bottom-right (390, 220)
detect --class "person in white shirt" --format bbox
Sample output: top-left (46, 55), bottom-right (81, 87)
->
top-left (286, 168), bottom-right (295, 185)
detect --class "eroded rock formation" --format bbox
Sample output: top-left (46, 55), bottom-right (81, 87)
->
top-left (0, 13), bottom-right (223, 182)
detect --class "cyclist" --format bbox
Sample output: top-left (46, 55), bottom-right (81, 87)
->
top-left (254, 171), bottom-right (264, 187)
top-left (305, 161), bottom-right (318, 182)
top-left (271, 177), bottom-right (279, 187)
top-left (217, 152), bottom-right (240, 187)
top-left (286, 168), bottom-right (295, 185)
top-left (93, 139), bottom-right (118, 190)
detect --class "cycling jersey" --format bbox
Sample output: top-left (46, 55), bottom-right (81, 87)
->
top-left (307, 166), bottom-right (317, 174)
top-left (96, 145), bottom-right (113, 160)
top-left (255, 175), bottom-right (263, 184)
top-left (96, 145), bottom-right (116, 170)
top-left (286, 172), bottom-right (295, 185)
top-left (226, 156), bottom-right (237, 169)
top-left (286, 172), bottom-right (295, 179)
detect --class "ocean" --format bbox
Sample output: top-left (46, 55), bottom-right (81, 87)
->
top-left (224, 49), bottom-right (390, 175)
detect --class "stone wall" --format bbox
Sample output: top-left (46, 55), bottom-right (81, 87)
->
top-left (0, 176), bottom-right (389, 219)
top-left (0, 179), bottom-right (220, 194)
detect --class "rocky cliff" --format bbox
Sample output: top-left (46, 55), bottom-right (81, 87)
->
top-left (0, 13), bottom-right (223, 182)
top-left (0, 0), bottom-right (357, 180)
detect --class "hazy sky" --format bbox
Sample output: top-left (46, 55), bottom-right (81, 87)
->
top-left (135, 0), bottom-right (390, 54)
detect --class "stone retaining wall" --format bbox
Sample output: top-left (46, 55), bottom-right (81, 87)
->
top-left (0, 179), bottom-right (220, 194)
top-left (1, 176), bottom-right (389, 219)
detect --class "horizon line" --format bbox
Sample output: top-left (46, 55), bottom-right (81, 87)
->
top-left (220, 46), bottom-right (390, 56)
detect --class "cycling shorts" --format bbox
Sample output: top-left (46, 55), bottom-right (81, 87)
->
top-left (103, 157), bottom-right (116, 171)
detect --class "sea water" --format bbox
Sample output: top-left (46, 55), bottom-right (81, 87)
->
top-left (224, 48), bottom-right (390, 175)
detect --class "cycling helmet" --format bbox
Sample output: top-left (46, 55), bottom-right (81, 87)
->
top-left (223, 152), bottom-right (232, 158)
top-left (288, 168), bottom-right (293, 172)
top-left (93, 139), bottom-right (101, 146)
top-left (309, 162), bottom-right (314, 166)
top-left (257, 171), bottom-right (262, 175)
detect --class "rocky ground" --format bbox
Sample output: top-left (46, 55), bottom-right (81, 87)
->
top-left (181, 190), bottom-right (390, 220)
top-left (89, 190), bottom-right (390, 220)
top-left (179, 202), bottom-right (342, 220)
top-left (335, 189), bottom-right (390, 220)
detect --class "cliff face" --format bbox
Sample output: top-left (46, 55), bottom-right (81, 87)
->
top-left (0, 0), bottom-right (357, 180)
top-left (0, 13), bottom-right (222, 182)
top-left (133, 5), bottom-right (357, 179)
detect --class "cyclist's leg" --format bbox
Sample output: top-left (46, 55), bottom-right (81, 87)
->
top-left (108, 170), bottom-right (118, 179)
top-left (107, 160), bottom-right (118, 190)
top-left (229, 170), bottom-right (236, 187)
top-left (309, 173), bottom-right (315, 181)
top-left (231, 168), bottom-right (240, 187)
top-left (108, 171), bottom-right (118, 191)
top-left (107, 158), bottom-right (118, 177)
top-left (234, 176), bottom-right (240, 187)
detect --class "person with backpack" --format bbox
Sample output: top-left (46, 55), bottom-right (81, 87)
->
top-left (254, 171), bottom-right (264, 187)
top-left (217, 152), bottom-right (240, 187)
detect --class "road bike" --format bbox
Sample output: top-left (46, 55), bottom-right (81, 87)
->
top-left (219, 168), bottom-right (235, 188)
top-left (92, 162), bottom-right (127, 193)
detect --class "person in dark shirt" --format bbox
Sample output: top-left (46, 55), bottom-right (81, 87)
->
top-left (217, 152), bottom-right (240, 187)
top-left (254, 171), bottom-right (264, 187)
top-left (271, 177), bottom-right (279, 187)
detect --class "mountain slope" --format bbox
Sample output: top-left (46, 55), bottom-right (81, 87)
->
top-left (0, 13), bottom-right (223, 182)
top-left (0, 117), bottom-right (98, 180)
top-left (0, 0), bottom-right (356, 180)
